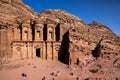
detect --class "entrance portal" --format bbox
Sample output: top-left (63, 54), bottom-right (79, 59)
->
top-left (36, 48), bottom-right (41, 57)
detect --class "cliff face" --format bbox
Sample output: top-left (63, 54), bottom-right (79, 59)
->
top-left (38, 10), bottom-right (120, 66)
top-left (0, 0), bottom-right (120, 66)
top-left (38, 10), bottom-right (120, 80)
top-left (0, 0), bottom-right (36, 58)
top-left (68, 20), bottom-right (120, 65)
top-left (0, 0), bottom-right (36, 28)
top-left (0, 1), bottom-right (120, 79)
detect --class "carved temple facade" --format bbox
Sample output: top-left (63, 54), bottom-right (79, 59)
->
top-left (0, 19), bottom-right (64, 60)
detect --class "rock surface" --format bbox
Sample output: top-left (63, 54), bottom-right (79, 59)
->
top-left (0, 0), bottom-right (36, 28)
top-left (0, 0), bottom-right (120, 80)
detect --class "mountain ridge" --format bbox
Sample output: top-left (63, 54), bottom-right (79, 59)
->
top-left (0, 1), bottom-right (120, 79)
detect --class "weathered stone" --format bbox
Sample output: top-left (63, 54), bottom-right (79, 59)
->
top-left (0, 0), bottom-right (120, 67)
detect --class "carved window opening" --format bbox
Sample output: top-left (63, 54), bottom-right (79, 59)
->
top-left (55, 23), bottom-right (60, 41)
top-left (43, 24), bottom-right (47, 41)
top-left (37, 31), bottom-right (40, 38)
top-left (49, 31), bottom-right (53, 40)
top-left (24, 31), bottom-right (28, 40)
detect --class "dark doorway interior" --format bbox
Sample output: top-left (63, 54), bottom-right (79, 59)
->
top-left (55, 23), bottom-right (60, 41)
top-left (36, 48), bottom-right (41, 57)
top-left (43, 24), bottom-right (47, 41)
top-left (58, 31), bottom-right (70, 65)
top-left (31, 24), bottom-right (35, 40)
top-left (92, 39), bottom-right (103, 59)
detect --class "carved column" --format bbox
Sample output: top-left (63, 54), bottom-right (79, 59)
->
top-left (53, 26), bottom-right (55, 41)
top-left (13, 27), bottom-right (20, 41)
top-left (13, 28), bottom-right (17, 41)
top-left (52, 42), bottom-right (54, 60)
top-left (60, 24), bottom-right (63, 41)
top-left (18, 29), bottom-right (20, 41)
top-left (45, 42), bottom-right (47, 60)
top-left (22, 27), bottom-right (24, 40)
top-left (47, 42), bottom-right (53, 60)
top-left (31, 43), bottom-right (34, 59)
top-left (41, 43), bottom-right (46, 59)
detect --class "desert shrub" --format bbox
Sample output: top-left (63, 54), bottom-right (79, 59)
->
top-left (0, 64), bottom-right (4, 71)
top-left (89, 69), bottom-right (98, 73)
top-left (5, 64), bottom-right (21, 70)
top-left (0, 59), bottom-right (8, 71)
top-left (0, 59), bottom-right (9, 64)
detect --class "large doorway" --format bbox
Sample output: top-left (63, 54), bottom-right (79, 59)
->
top-left (36, 48), bottom-right (41, 57)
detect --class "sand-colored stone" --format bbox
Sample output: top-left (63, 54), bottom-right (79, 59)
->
top-left (0, 0), bottom-right (120, 79)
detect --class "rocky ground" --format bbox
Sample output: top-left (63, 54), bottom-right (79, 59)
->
top-left (0, 59), bottom-right (74, 80)
top-left (0, 58), bottom-right (120, 80)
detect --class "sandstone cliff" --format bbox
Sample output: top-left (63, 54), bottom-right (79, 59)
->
top-left (37, 9), bottom-right (120, 66)
top-left (0, 0), bottom-right (120, 64)
top-left (0, 0), bottom-right (36, 29)
top-left (0, 0), bottom-right (120, 79)
top-left (0, 0), bottom-right (36, 58)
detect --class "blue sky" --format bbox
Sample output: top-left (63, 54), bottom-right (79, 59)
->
top-left (22, 0), bottom-right (120, 36)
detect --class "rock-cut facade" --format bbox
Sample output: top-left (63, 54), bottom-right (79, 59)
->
top-left (0, 18), bottom-right (64, 60)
